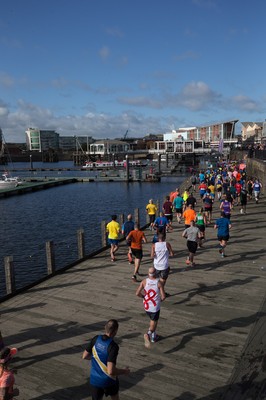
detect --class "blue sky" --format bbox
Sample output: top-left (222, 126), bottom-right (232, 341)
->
top-left (0, 0), bottom-right (265, 142)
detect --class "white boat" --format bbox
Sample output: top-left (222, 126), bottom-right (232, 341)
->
top-left (82, 159), bottom-right (146, 169)
top-left (0, 130), bottom-right (22, 189)
top-left (0, 173), bottom-right (22, 189)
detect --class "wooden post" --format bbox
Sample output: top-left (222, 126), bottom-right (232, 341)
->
top-left (77, 228), bottom-right (85, 259)
top-left (119, 214), bottom-right (124, 228)
top-left (134, 208), bottom-right (140, 224)
top-left (101, 220), bottom-right (107, 247)
top-left (4, 256), bottom-right (16, 295)
top-left (46, 241), bottom-right (55, 275)
top-left (156, 199), bottom-right (160, 216)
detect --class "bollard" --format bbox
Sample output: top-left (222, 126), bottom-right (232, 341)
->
top-left (4, 256), bottom-right (16, 295)
top-left (101, 220), bottom-right (107, 247)
top-left (46, 241), bottom-right (55, 275)
top-left (134, 208), bottom-right (140, 224)
top-left (77, 228), bottom-right (85, 259)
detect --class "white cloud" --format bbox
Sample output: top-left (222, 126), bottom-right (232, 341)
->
top-left (174, 51), bottom-right (200, 61)
top-left (0, 72), bottom-right (15, 87)
top-left (105, 27), bottom-right (124, 38)
top-left (98, 46), bottom-right (110, 61)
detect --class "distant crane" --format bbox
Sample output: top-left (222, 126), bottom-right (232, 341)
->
top-left (123, 130), bottom-right (129, 139)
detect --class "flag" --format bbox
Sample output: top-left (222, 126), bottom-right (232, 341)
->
top-left (218, 138), bottom-right (224, 153)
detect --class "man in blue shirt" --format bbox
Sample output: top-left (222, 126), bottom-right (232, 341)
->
top-left (122, 214), bottom-right (135, 263)
top-left (214, 212), bottom-right (232, 258)
top-left (82, 319), bottom-right (130, 400)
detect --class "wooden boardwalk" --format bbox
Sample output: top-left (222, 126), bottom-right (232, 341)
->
top-left (1, 191), bottom-right (266, 399)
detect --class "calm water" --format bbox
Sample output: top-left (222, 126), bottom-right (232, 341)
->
top-left (0, 162), bottom-right (187, 297)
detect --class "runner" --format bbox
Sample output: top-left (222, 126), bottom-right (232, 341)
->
top-left (146, 199), bottom-right (157, 230)
top-left (214, 211), bottom-right (232, 258)
top-left (82, 319), bottom-right (130, 400)
top-left (182, 220), bottom-right (201, 267)
top-left (183, 204), bottom-right (196, 228)
top-left (106, 215), bottom-right (120, 262)
top-left (253, 179), bottom-right (262, 204)
top-left (172, 193), bottom-right (184, 223)
top-left (126, 223), bottom-right (147, 282)
top-left (162, 196), bottom-right (173, 230)
top-left (136, 266), bottom-right (166, 348)
top-left (195, 207), bottom-right (207, 247)
top-left (0, 347), bottom-right (18, 400)
top-left (151, 233), bottom-right (174, 294)
top-left (121, 214), bottom-right (135, 264)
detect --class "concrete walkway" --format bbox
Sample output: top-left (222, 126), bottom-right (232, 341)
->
top-left (1, 189), bottom-right (266, 399)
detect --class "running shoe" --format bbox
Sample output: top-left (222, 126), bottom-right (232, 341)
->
top-left (186, 258), bottom-right (190, 265)
top-left (151, 334), bottom-right (159, 343)
top-left (131, 275), bottom-right (137, 282)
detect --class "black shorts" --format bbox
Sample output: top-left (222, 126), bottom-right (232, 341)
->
top-left (218, 235), bottom-right (229, 241)
top-left (90, 380), bottom-right (119, 400)
top-left (146, 309), bottom-right (160, 321)
top-left (155, 267), bottom-right (170, 280)
top-left (165, 214), bottom-right (173, 222)
top-left (131, 248), bottom-right (143, 259)
top-left (204, 207), bottom-right (212, 212)
top-left (187, 240), bottom-right (198, 254)
top-left (149, 215), bottom-right (156, 223)
top-left (196, 224), bottom-right (205, 232)
top-left (175, 208), bottom-right (183, 213)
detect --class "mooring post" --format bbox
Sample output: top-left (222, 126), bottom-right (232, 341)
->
top-left (46, 241), bottom-right (55, 275)
top-left (156, 199), bottom-right (160, 216)
top-left (4, 256), bottom-right (16, 295)
top-left (134, 208), bottom-right (140, 224)
top-left (119, 214), bottom-right (124, 228)
top-left (77, 228), bottom-right (85, 259)
top-left (101, 220), bottom-right (107, 247)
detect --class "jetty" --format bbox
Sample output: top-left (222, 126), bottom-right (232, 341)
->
top-left (1, 190), bottom-right (266, 399)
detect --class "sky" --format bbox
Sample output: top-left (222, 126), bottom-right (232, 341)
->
top-left (0, 0), bottom-right (266, 143)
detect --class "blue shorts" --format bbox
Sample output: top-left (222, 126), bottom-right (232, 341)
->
top-left (108, 239), bottom-right (119, 246)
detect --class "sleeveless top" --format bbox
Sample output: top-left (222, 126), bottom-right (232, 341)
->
top-left (143, 278), bottom-right (160, 312)
top-left (196, 213), bottom-right (205, 226)
top-left (91, 336), bottom-right (117, 387)
top-left (221, 200), bottom-right (231, 214)
top-left (153, 241), bottom-right (169, 270)
top-left (254, 182), bottom-right (261, 192)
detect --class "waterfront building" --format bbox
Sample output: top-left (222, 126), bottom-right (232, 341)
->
top-left (25, 128), bottom-right (59, 152)
top-left (59, 136), bottom-right (94, 152)
top-left (151, 120), bottom-right (239, 155)
top-left (89, 139), bottom-right (130, 156)
top-left (241, 122), bottom-right (264, 143)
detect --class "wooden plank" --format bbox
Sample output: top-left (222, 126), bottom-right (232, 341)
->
top-left (1, 191), bottom-right (266, 399)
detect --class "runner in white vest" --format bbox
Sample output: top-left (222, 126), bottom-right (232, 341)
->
top-left (151, 233), bottom-right (174, 295)
top-left (136, 267), bottom-right (166, 348)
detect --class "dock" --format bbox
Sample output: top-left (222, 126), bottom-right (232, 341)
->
top-left (1, 191), bottom-right (266, 399)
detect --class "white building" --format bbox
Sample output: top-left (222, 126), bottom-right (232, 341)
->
top-left (89, 139), bottom-right (130, 156)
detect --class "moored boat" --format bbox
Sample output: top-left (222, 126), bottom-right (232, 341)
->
top-left (82, 159), bottom-right (146, 169)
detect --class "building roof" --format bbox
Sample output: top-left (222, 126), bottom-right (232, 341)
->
top-left (241, 122), bottom-right (263, 128)
top-left (92, 139), bottom-right (127, 145)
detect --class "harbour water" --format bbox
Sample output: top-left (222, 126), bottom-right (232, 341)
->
top-left (0, 161), bottom-right (187, 297)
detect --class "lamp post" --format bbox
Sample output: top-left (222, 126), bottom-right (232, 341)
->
top-left (125, 154), bottom-right (129, 182)
top-left (30, 154), bottom-right (33, 170)
top-left (113, 153), bottom-right (115, 168)
top-left (158, 153), bottom-right (161, 174)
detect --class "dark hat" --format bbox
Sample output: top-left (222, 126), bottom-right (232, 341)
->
top-left (0, 347), bottom-right (18, 364)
